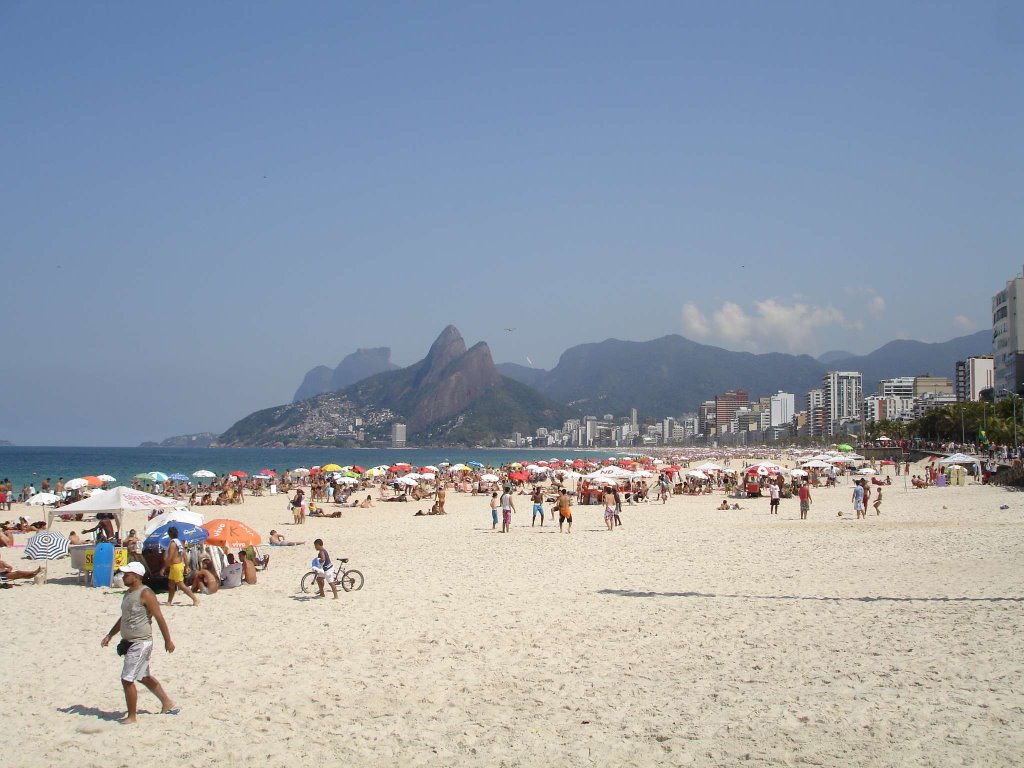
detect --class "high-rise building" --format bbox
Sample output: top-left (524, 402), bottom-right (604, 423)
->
top-left (769, 391), bottom-right (795, 427)
top-left (661, 417), bottom-right (675, 445)
top-left (391, 423), bottom-right (406, 448)
top-left (698, 400), bottom-right (716, 436)
top-left (955, 356), bottom-right (994, 401)
top-left (584, 416), bottom-right (597, 446)
top-left (714, 390), bottom-right (749, 436)
top-left (806, 389), bottom-right (825, 437)
top-left (822, 371), bottom-right (862, 437)
top-left (630, 408), bottom-right (638, 428)
top-left (993, 266), bottom-right (1024, 397)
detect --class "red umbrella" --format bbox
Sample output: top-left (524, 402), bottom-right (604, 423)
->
top-left (230, 470), bottom-right (248, 478)
top-left (509, 471), bottom-right (529, 482)
top-left (351, 465), bottom-right (366, 474)
top-left (259, 469), bottom-right (277, 476)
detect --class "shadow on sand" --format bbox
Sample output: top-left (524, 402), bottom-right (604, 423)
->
top-left (57, 704), bottom-right (124, 721)
top-left (598, 589), bottom-right (1024, 603)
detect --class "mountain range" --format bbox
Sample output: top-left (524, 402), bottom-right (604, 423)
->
top-left (217, 327), bottom-right (573, 447)
top-left (219, 328), bottom-right (990, 446)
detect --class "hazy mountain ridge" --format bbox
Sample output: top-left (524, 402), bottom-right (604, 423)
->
top-left (293, 347), bottom-right (399, 402)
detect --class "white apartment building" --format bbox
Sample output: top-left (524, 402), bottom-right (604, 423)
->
top-left (956, 356), bottom-right (994, 401)
top-left (769, 391), bottom-right (795, 427)
top-left (823, 371), bottom-right (863, 437)
top-left (993, 266), bottom-right (1024, 397)
top-left (864, 394), bottom-right (915, 423)
top-left (806, 388), bottom-right (825, 437)
top-left (878, 377), bottom-right (915, 398)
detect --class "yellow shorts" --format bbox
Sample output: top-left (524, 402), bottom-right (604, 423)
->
top-left (168, 562), bottom-right (185, 583)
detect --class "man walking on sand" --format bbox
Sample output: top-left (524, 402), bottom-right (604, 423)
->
top-left (852, 480), bottom-right (865, 519)
top-left (163, 526), bottom-right (199, 607)
top-left (531, 486), bottom-right (544, 527)
top-left (100, 562), bottom-right (178, 722)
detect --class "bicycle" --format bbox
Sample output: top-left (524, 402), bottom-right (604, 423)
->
top-left (300, 558), bottom-right (364, 594)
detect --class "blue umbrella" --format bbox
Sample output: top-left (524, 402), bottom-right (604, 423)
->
top-left (168, 473), bottom-right (189, 481)
top-left (143, 522), bottom-right (209, 552)
top-left (468, 461), bottom-right (484, 468)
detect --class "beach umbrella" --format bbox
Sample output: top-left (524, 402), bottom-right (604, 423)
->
top-left (253, 474), bottom-right (272, 480)
top-left (259, 468), bottom-right (277, 476)
top-left (25, 530), bottom-right (70, 561)
top-left (145, 507), bottom-right (205, 535)
top-left (322, 463), bottom-right (342, 472)
top-left (468, 461), bottom-right (484, 468)
top-left (448, 464), bottom-right (470, 472)
top-left (395, 477), bottom-right (419, 487)
top-left (480, 473), bottom-right (500, 482)
top-left (419, 465), bottom-right (439, 473)
top-left (421, 473), bottom-right (436, 481)
top-left (97, 474), bottom-right (117, 483)
top-left (193, 470), bottom-right (217, 479)
top-left (292, 468), bottom-right (311, 476)
top-left (857, 467), bottom-right (877, 475)
top-left (83, 476), bottom-right (104, 487)
top-left (336, 476), bottom-right (358, 485)
top-left (364, 467), bottom-right (386, 478)
top-left (65, 478), bottom-right (90, 490)
top-left (149, 472), bottom-right (169, 483)
top-left (837, 444), bottom-right (853, 452)
top-left (27, 492), bottom-right (60, 506)
top-left (229, 470), bottom-right (247, 478)
top-left (144, 522), bottom-right (209, 551)
top-left (351, 465), bottom-right (366, 474)
top-left (790, 469), bottom-right (808, 477)
top-left (203, 519), bottom-right (262, 549)
top-left (168, 473), bottom-right (190, 482)
top-left (134, 473), bottom-right (153, 480)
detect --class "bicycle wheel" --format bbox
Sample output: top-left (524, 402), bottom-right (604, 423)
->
top-left (340, 569), bottom-right (364, 592)
top-left (300, 571), bottom-right (319, 594)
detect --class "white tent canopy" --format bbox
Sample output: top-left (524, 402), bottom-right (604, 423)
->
top-left (47, 486), bottom-right (184, 532)
top-left (939, 453), bottom-right (981, 466)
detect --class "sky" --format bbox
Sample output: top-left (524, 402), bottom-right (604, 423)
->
top-left (2, 1), bottom-right (1022, 445)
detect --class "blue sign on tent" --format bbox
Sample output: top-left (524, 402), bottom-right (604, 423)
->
top-left (143, 523), bottom-right (209, 552)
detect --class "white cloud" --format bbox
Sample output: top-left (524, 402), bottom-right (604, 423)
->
top-left (681, 298), bottom-right (852, 352)
top-left (953, 314), bottom-right (975, 332)
top-left (869, 296), bottom-right (886, 316)
top-left (681, 302), bottom-right (710, 337)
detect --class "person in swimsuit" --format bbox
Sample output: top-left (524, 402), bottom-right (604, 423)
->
top-left (269, 530), bottom-right (304, 546)
top-left (500, 487), bottom-right (515, 533)
top-left (603, 486), bottom-right (616, 531)
top-left (531, 486), bottom-right (544, 527)
top-left (100, 562), bottom-right (177, 722)
top-left (489, 492), bottom-right (500, 530)
top-left (162, 527), bottom-right (199, 607)
top-left (557, 488), bottom-right (573, 534)
top-left (873, 486), bottom-right (883, 515)
top-left (188, 559), bottom-right (220, 595)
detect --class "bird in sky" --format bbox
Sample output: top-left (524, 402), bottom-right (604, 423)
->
top-left (504, 327), bottom-right (516, 332)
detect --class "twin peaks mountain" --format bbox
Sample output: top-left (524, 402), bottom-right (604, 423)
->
top-left (292, 347), bottom-right (398, 402)
top-left (217, 327), bottom-right (572, 447)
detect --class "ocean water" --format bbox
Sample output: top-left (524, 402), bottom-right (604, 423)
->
top-left (0, 446), bottom-right (619, 492)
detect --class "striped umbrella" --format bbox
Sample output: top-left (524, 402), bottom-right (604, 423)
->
top-left (25, 530), bottom-right (70, 560)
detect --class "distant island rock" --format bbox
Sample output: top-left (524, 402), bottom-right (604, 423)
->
top-left (0, 440), bottom-right (12, 446)
top-left (139, 432), bottom-right (218, 448)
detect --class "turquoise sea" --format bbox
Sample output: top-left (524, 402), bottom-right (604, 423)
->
top-left (0, 446), bottom-right (619, 492)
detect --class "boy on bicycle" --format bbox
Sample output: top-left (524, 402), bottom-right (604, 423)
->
top-left (312, 539), bottom-right (338, 599)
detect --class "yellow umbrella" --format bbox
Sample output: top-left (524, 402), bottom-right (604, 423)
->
top-left (321, 463), bottom-right (342, 472)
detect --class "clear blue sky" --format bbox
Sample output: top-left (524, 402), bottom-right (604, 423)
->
top-left (2, 1), bottom-right (1021, 445)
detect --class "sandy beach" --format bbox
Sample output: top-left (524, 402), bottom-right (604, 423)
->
top-left (3, 466), bottom-right (1023, 767)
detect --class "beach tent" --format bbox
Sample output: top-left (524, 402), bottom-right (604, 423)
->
top-left (46, 486), bottom-right (183, 532)
top-left (939, 453), bottom-right (980, 466)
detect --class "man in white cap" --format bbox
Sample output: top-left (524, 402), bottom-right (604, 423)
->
top-left (100, 562), bottom-right (178, 722)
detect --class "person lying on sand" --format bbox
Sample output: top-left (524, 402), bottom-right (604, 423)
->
top-left (269, 530), bottom-right (304, 546)
top-left (0, 558), bottom-right (41, 583)
top-left (717, 500), bottom-right (729, 510)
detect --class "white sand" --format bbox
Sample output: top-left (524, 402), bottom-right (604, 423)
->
top-left (3, 469), bottom-right (1023, 767)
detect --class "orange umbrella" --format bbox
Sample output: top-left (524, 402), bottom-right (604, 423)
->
top-left (202, 519), bottom-right (262, 549)
top-left (83, 475), bottom-right (104, 487)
